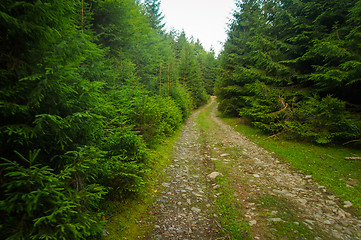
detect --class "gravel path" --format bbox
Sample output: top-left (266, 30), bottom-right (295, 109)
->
top-left (150, 102), bottom-right (220, 240)
top-left (148, 97), bottom-right (361, 240)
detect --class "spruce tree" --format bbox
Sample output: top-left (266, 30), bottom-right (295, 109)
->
top-left (144, 0), bottom-right (165, 31)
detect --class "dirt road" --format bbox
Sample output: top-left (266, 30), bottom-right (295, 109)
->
top-left (149, 97), bottom-right (361, 239)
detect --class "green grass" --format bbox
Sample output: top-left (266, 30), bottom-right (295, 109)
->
top-left (101, 128), bottom-right (183, 239)
top-left (194, 102), bottom-right (215, 131)
top-left (214, 173), bottom-right (253, 239)
top-left (220, 116), bottom-right (361, 215)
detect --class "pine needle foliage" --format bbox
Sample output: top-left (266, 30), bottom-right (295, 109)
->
top-left (0, 0), bottom-right (218, 238)
top-left (216, 0), bottom-right (361, 144)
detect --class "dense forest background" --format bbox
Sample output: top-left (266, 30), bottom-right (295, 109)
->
top-left (0, 0), bottom-right (217, 238)
top-left (2, 0), bottom-right (361, 238)
top-left (217, 0), bottom-right (361, 144)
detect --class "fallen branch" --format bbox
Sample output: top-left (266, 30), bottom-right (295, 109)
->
top-left (343, 139), bottom-right (361, 145)
top-left (345, 157), bottom-right (361, 160)
top-left (263, 134), bottom-right (279, 141)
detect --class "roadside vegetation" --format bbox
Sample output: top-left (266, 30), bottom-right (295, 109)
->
top-left (216, 0), bottom-right (361, 145)
top-left (101, 129), bottom-right (182, 239)
top-left (0, 0), bottom-right (218, 239)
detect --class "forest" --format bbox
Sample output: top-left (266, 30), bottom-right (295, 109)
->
top-left (217, 0), bottom-right (361, 145)
top-left (1, 0), bottom-right (361, 239)
top-left (0, 0), bottom-right (217, 238)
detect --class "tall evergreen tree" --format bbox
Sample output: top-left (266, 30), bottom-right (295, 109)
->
top-left (144, 0), bottom-right (165, 31)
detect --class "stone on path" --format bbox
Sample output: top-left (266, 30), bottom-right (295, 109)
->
top-left (208, 172), bottom-right (222, 180)
top-left (344, 201), bottom-right (353, 208)
top-left (268, 218), bottom-right (284, 222)
top-left (156, 198), bottom-right (167, 203)
top-left (191, 207), bottom-right (201, 213)
top-left (192, 192), bottom-right (203, 197)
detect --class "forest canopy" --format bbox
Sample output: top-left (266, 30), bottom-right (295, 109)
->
top-left (0, 0), bottom-right (217, 239)
top-left (216, 0), bottom-right (361, 144)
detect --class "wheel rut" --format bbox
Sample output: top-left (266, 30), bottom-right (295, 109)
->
top-left (149, 100), bottom-right (220, 240)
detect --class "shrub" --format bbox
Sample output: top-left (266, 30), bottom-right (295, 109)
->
top-left (0, 150), bottom-right (105, 240)
top-left (286, 95), bottom-right (361, 144)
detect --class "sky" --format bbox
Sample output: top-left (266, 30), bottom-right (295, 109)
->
top-left (160, 0), bottom-right (237, 55)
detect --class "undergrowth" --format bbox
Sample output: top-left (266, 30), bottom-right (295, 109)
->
top-left (100, 128), bottom-right (182, 239)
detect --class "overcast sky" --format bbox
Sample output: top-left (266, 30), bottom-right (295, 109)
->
top-left (160, 0), bottom-right (236, 55)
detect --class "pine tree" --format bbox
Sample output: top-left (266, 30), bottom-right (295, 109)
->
top-left (144, 0), bottom-right (165, 31)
